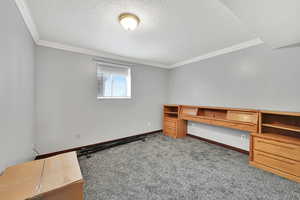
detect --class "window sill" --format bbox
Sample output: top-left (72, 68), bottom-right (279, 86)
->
top-left (97, 96), bottom-right (132, 100)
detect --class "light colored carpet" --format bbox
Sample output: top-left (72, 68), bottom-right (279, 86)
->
top-left (79, 133), bottom-right (300, 200)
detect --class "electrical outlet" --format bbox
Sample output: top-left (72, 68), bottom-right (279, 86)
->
top-left (241, 135), bottom-right (246, 141)
top-left (147, 122), bottom-right (151, 127)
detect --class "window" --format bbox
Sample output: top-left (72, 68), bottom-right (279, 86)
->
top-left (97, 62), bottom-right (131, 99)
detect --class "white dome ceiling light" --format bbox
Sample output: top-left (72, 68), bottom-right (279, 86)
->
top-left (119, 13), bottom-right (140, 31)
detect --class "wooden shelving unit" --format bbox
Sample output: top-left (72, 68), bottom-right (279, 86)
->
top-left (163, 105), bottom-right (186, 138)
top-left (163, 105), bottom-right (300, 183)
top-left (179, 105), bottom-right (259, 132)
top-left (260, 111), bottom-right (300, 134)
top-left (250, 110), bottom-right (300, 183)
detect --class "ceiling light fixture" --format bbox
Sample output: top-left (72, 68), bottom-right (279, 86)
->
top-left (119, 13), bottom-right (140, 31)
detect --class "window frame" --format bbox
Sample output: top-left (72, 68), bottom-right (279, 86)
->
top-left (96, 62), bottom-right (132, 100)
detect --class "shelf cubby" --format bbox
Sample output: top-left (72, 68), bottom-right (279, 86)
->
top-left (261, 111), bottom-right (300, 136)
top-left (164, 111), bottom-right (178, 115)
top-left (262, 122), bottom-right (300, 133)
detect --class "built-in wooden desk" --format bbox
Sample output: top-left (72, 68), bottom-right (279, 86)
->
top-left (163, 105), bottom-right (259, 138)
top-left (163, 105), bottom-right (300, 183)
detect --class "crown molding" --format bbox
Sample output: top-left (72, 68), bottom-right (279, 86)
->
top-left (15, 0), bottom-right (264, 69)
top-left (171, 38), bottom-right (264, 68)
top-left (14, 0), bottom-right (39, 43)
top-left (37, 38), bottom-right (264, 69)
top-left (37, 40), bottom-right (169, 68)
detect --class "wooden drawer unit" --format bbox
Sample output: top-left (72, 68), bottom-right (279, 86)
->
top-left (250, 132), bottom-right (300, 183)
top-left (253, 150), bottom-right (300, 177)
top-left (164, 118), bottom-right (177, 128)
top-left (254, 137), bottom-right (300, 161)
top-left (164, 117), bottom-right (177, 122)
top-left (163, 105), bottom-right (187, 138)
top-left (164, 126), bottom-right (177, 136)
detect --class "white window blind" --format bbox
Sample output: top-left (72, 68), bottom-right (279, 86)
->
top-left (96, 62), bottom-right (131, 99)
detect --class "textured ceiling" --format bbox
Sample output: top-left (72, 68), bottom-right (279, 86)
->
top-left (25, 0), bottom-right (256, 66)
top-left (221, 0), bottom-right (300, 48)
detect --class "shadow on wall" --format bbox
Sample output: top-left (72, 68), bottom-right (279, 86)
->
top-left (278, 42), bottom-right (300, 49)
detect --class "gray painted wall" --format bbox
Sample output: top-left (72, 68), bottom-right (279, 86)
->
top-left (0, 0), bottom-right (35, 171)
top-left (3, 0), bottom-right (300, 161)
top-left (168, 44), bottom-right (300, 150)
top-left (35, 46), bottom-right (168, 154)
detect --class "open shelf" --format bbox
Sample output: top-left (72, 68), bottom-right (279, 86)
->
top-left (261, 111), bottom-right (300, 136)
top-left (164, 111), bottom-right (178, 115)
top-left (197, 108), bottom-right (227, 120)
top-left (164, 105), bottom-right (179, 120)
top-left (164, 105), bottom-right (178, 114)
top-left (262, 123), bottom-right (300, 133)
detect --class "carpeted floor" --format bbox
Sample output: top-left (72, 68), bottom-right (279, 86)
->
top-left (79, 133), bottom-right (300, 200)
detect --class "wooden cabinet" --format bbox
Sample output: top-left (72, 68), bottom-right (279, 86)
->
top-left (163, 105), bottom-right (187, 138)
top-left (179, 105), bottom-right (259, 132)
top-left (253, 136), bottom-right (300, 161)
top-left (250, 110), bottom-right (300, 183)
top-left (253, 150), bottom-right (300, 177)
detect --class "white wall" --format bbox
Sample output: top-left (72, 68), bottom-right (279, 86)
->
top-left (4, 0), bottom-right (300, 159)
top-left (188, 122), bottom-right (250, 150)
top-left (35, 46), bottom-right (168, 154)
top-left (168, 44), bottom-right (300, 151)
top-left (0, 0), bottom-right (35, 171)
